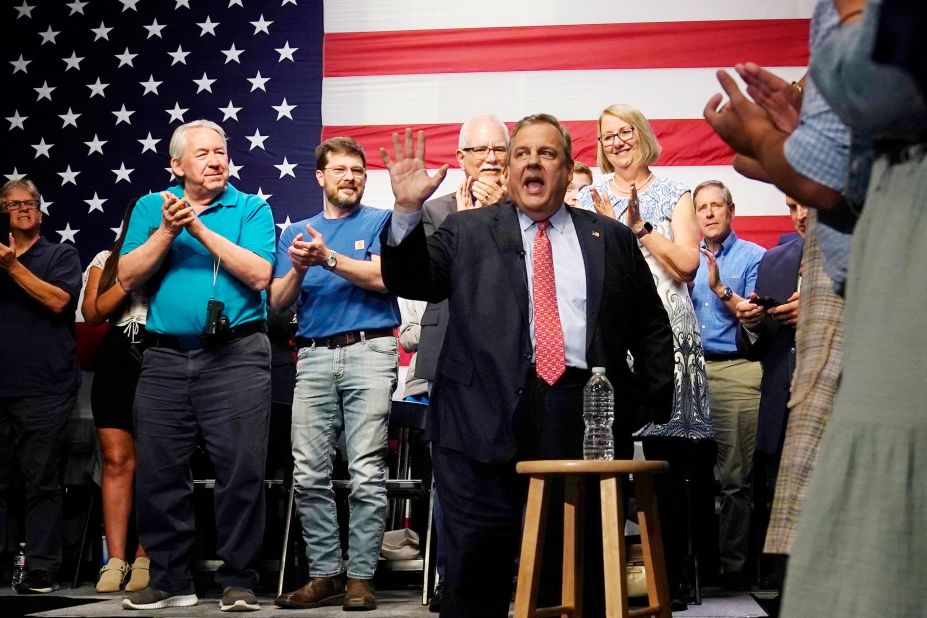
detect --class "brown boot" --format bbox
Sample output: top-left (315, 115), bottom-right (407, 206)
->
top-left (274, 575), bottom-right (345, 609)
top-left (343, 578), bottom-right (376, 611)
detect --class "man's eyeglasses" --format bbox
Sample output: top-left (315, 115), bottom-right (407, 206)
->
top-left (2, 199), bottom-right (40, 212)
top-left (324, 167), bottom-right (366, 178)
top-left (460, 146), bottom-right (507, 157)
top-left (597, 127), bottom-right (635, 145)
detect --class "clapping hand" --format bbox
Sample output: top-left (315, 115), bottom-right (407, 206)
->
top-left (471, 175), bottom-right (506, 207)
top-left (735, 62), bottom-right (802, 134)
top-left (589, 187), bottom-right (616, 219)
top-left (704, 70), bottom-right (781, 159)
top-left (0, 233), bottom-right (16, 270)
top-left (699, 247), bottom-right (722, 292)
top-left (380, 128), bottom-right (449, 213)
top-left (159, 192), bottom-right (195, 237)
top-left (626, 184), bottom-right (644, 233)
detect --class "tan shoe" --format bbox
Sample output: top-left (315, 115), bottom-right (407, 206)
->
top-left (274, 575), bottom-right (345, 609)
top-left (343, 578), bottom-right (376, 611)
top-left (124, 557), bottom-right (150, 592)
top-left (96, 557), bottom-right (128, 593)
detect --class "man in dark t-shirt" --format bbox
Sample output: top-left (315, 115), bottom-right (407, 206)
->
top-left (0, 179), bottom-right (82, 595)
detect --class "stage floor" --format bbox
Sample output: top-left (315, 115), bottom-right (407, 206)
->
top-left (2, 585), bottom-right (769, 617)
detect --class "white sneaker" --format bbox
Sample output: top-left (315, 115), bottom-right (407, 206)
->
top-left (122, 587), bottom-right (198, 610)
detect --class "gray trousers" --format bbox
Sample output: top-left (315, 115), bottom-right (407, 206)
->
top-left (0, 391), bottom-right (77, 574)
top-left (707, 358), bottom-right (761, 574)
top-left (133, 333), bottom-right (271, 594)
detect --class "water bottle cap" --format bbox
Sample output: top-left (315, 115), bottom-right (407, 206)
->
top-left (591, 366), bottom-right (606, 374)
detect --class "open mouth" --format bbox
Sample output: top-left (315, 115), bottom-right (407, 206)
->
top-left (523, 175), bottom-right (545, 194)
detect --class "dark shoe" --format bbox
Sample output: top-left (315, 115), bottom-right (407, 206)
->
top-left (428, 581), bottom-right (443, 613)
top-left (220, 586), bottom-right (260, 612)
top-left (16, 570), bottom-right (60, 594)
top-left (669, 580), bottom-right (689, 612)
top-left (275, 575), bottom-right (345, 609)
top-left (122, 587), bottom-right (198, 609)
top-left (343, 578), bottom-right (376, 611)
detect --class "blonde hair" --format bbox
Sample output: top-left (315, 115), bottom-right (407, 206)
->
top-left (596, 104), bottom-right (661, 172)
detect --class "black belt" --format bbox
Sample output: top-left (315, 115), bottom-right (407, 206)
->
top-left (296, 327), bottom-right (395, 350)
top-left (704, 352), bottom-right (745, 362)
top-left (147, 320), bottom-right (267, 351)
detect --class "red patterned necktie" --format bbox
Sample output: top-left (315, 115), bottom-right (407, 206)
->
top-left (533, 219), bottom-right (566, 385)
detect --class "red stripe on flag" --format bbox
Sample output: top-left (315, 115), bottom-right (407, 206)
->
top-left (322, 119), bottom-right (733, 169)
top-left (734, 216), bottom-right (796, 249)
top-left (324, 20), bottom-right (809, 77)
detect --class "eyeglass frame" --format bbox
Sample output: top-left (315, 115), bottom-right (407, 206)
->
top-left (459, 145), bottom-right (508, 157)
top-left (322, 166), bottom-right (367, 179)
top-left (1, 199), bottom-right (40, 212)
top-left (597, 127), bottom-right (636, 145)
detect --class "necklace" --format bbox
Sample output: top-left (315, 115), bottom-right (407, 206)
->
top-left (610, 172), bottom-right (654, 194)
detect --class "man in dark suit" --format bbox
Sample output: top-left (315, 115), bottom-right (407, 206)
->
top-left (734, 197), bottom-right (806, 588)
top-left (380, 115), bottom-right (674, 617)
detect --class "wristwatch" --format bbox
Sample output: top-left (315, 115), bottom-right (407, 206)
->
top-left (322, 251), bottom-right (338, 271)
top-left (719, 285), bottom-right (734, 301)
top-left (634, 221), bottom-right (653, 239)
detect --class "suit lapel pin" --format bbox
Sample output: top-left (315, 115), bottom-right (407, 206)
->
top-left (592, 230), bottom-right (600, 238)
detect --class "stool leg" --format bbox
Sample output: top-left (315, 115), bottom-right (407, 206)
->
top-left (515, 475), bottom-right (549, 618)
top-left (562, 476), bottom-right (583, 617)
top-left (635, 473), bottom-right (672, 618)
top-left (600, 473), bottom-right (629, 618)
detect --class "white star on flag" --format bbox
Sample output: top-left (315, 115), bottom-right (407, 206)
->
top-left (144, 19), bottom-right (166, 39)
top-left (39, 197), bottom-right (53, 215)
top-left (11, 55), bottom-right (31, 73)
top-left (229, 159), bottom-right (243, 179)
top-left (58, 165), bottom-right (80, 185)
top-left (138, 133), bottom-right (160, 154)
top-left (166, 103), bottom-right (188, 123)
top-left (221, 44), bottom-right (244, 64)
top-left (274, 157), bottom-right (297, 178)
top-left (247, 71), bottom-right (269, 92)
top-left (59, 108), bottom-right (81, 128)
top-left (140, 75), bottom-right (162, 95)
top-left (276, 215), bottom-right (291, 232)
top-left (193, 73), bottom-right (216, 93)
top-left (39, 26), bottom-right (60, 46)
top-left (256, 187), bottom-right (273, 202)
top-left (251, 15), bottom-right (273, 35)
top-left (91, 22), bottom-right (113, 42)
top-left (119, 0), bottom-right (140, 12)
top-left (275, 41), bottom-right (298, 62)
top-left (57, 223), bottom-right (79, 243)
top-left (62, 52), bottom-right (84, 71)
top-left (112, 163), bottom-right (134, 183)
top-left (168, 45), bottom-right (190, 65)
top-left (34, 81), bottom-right (55, 101)
top-left (218, 101), bottom-right (242, 121)
top-left (246, 129), bottom-right (269, 150)
top-left (115, 47), bottom-right (138, 68)
top-left (87, 78), bottom-right (109, 98)
top-left (66, 1), bottom-right (88, 15)
top-left (5, 168), bottom-right (27, 182)
top-left (85, 193), bottom-right (107, 213)
top-left (7, 112), bottom-right (27, 131)
top-left (15, 2), bottom-right (35, 19)
top-left (85, 135), bottom-right (107, 155)
top-left (198, 17), bottom-right (219, 36)
top-left (272, 98), bottom-right (296, 120)
top-left (112, 105), bottom-right (135, 125)
top-left (31, 138), bottom-right (53, 158)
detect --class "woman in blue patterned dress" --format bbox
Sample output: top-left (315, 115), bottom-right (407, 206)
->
top-left (576, 103), bottom-right (713, 609)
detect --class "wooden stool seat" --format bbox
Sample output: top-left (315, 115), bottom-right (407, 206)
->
top-left (514, 459), bottom-right (671, 618)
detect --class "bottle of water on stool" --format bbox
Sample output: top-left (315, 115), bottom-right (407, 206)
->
top-left (583, 367), bottom-right (614, 460)
top-left (11, 542), bottom-right (26, 589)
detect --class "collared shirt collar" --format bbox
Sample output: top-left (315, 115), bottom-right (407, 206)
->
top-left (701, 229), bottom-right (739, 257)
top-left (517, 203), bottom-right (570, 234)
top-left (166, 182), bottom-right (239, 210)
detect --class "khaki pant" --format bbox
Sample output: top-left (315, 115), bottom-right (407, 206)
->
top-left (707, 358), bottom-right (761, 574)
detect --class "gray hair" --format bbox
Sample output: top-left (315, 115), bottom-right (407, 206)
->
top-left (693, 179), bottom-right (734, 206)
top-left (169, 119), bottom-right (227, 160)
top-left (1, 178), bottom-right (40, 201)
top-left (509, 113), bottom-right (573, 166)
top-left (458, 114), bottom-right (509, 149)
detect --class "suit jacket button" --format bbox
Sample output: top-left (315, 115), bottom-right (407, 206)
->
top-left (516, 388), bottom-right (524, 396)
top-left (523, 352), bottom-right (531, 360)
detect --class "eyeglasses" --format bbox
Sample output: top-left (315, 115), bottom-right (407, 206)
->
top-left (597, 127), bottom-right (635, 145)
top-left (324, 166), bottom-right (366, 178)
top-left (2, 199), bottom-right (40, 212)
top-left (460, 146), bottom-right (507, 157)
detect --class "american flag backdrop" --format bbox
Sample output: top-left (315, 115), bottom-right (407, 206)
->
top-left (2, 0), bottom-right (323, 265)
top-left (4, 0), bottom-right (814, 269)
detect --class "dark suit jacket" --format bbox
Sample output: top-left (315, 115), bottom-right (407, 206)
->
top-left (381, 200), bottom-right (674, 464)
top-left (414, 193), bottom-right (456, 382)
top-left (737, 237), bottom-right (803, 455)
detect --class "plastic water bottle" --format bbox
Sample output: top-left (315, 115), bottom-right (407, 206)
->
top-left (11, 542), bottom-right (25, 589)
top-left (101, 535), bottom-right (109, 565)
top-left (583, 367), bottom-right (614, 460)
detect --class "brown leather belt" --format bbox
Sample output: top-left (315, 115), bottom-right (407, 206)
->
top-left (296, 327), bottom-right (395, 350)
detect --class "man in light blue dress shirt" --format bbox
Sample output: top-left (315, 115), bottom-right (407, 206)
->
top-left (690, 180), bottom-right (765, 587)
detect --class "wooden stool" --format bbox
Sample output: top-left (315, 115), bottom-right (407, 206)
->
top-left (514, 460), bottom-right (671, 618)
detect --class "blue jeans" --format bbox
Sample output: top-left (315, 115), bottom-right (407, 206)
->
top-left (292, 336), bottom-right (397, 579)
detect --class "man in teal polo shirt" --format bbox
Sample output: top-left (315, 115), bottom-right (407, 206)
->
top-left (117, 120), bottom-right (275, 612)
